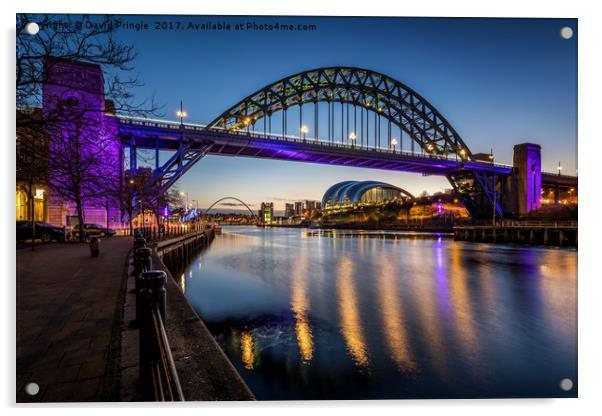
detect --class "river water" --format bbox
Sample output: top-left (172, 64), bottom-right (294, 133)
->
top-left (176, 226), bottom-right (577, 400)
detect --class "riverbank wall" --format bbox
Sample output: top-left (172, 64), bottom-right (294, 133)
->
top-left (119, 230), bottom-right (254, 401)
top-left (454, 223), bottom-right (577, 248)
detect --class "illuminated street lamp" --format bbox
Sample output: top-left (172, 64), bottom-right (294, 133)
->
top-left (176, 100), bottom-right (187, 125)
top-left (391, 137), bottom-right (398, 153)
top-left (489, 148), bottom-right (495, 164)
top-left (349, 132), bottom-right (357, 147)
top-left (300, 125), bottom-right (309, 141)
top-left (459, 148), bottom-right (466, 158)
top-left (557, 161), bottom-right (563, 176)
top-left (180, 191), bottom-right (189, 211)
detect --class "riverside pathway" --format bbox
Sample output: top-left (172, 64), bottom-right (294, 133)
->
top-left (16, 238), bottom-right (132, 402)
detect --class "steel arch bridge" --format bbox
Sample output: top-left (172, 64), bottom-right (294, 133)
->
top-left (118, 66), bottom-right (511, 219)
top-left (209, 66), bottom-right (472, 159)
top-left (202, 197), bottom-right (258, 219)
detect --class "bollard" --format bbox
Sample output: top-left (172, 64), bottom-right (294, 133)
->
top-left (89, 236), bottom-right (100, 257)
top-left (133, 247), bottom-right (152, 277)
top-left (134, 248), bottom-right (154, 323)
top-left (138, 270), bottom-right (167, 398)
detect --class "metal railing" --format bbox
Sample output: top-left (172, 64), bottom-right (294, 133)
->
top-left (457, 220), bottom-right (577, 228)
top-left (133, 238), bottom-right (184, 401)
top-left (117, 115), bottom-right (513, 171)
top-left (134, 222), bottom-right (207, 243)
top-left (144, 304), bottom-right (184, 401)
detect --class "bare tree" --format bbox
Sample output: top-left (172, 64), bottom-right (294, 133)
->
top-left (44, 104), bottom-right (119, 240)
top-left (137, 185), bottom-right (184, 231)
top-left (16, 14), bottom-right (161, 242)
top-left (116, 167), bottom-right (184, 235)
top-left (17, 14), bottom-right (157, 119)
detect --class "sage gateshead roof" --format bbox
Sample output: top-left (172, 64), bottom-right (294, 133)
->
top-left (321, 181), bottom-right (414, 208)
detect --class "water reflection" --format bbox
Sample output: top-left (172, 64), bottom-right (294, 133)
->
top-left (180, 272), bottom-right (186, 293)
top-left (376, 252), bottom-right (414, 371)
top-left (411, 243), bottom-right (449, 382)
top-left (181, 226), bottom-right (577, 399)
top-left (291, 257), bottom-right (313, 363)
top-left (448, 244), bottom-right (479, 366)
top-left (337, 256), bottom-right (369, 368)
top-left (240, 331), bottom-right (256, 370)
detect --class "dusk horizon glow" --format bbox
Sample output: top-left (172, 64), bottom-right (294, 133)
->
top-left (40, 14), bottom-right (578, 212)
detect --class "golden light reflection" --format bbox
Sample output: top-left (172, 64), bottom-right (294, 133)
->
top-left (180, 273), bottom-right (186, 293)
top-left (337, 256), bottom-right (369, 367)
top-left (291, 258), bottom-right (314, 363)
top-left (538, 250), bottom-right (577, 339)
top-left (449, 245), bottom-right (479, 365)
top-left (377, 253), bottom-right (415, 371)
top-left (410, 251), bottom-right (448, 380)
top-left (240, 331), bottom-right (255, 370)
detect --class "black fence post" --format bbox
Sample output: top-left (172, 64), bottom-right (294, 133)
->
top-left (138, 270), bottom-right (167, 399)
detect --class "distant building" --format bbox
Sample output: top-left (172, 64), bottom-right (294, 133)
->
top-left (304, 200), bottom-right (321, 212)
top-left (294, 201), bottom-right (304, 216)
top-left (259, 202), bottom-right (274, 224)
top-left (284, 203), bottom-right (295, 218)
top-left (322, 181), bottom-right (413, 210)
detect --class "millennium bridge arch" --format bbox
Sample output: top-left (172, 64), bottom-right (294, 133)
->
top-left (202, 197), bottom-right (258, 219)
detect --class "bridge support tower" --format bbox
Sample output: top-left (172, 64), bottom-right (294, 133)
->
top-left (507, 143), bottom-right (542, 216)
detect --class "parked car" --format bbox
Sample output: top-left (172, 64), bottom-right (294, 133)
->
top-left (16, 221), bottom-right (66, 243)
top-left (71, 223), bottom-right (116, 240)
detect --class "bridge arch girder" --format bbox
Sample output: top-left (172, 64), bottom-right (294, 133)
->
top-left (202, 197), bottom-right (258, 219)
top-left (208, 67), bottom-right (473, 159)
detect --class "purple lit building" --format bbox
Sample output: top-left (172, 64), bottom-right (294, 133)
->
top-left (22, 58), bottom-right (124, 227)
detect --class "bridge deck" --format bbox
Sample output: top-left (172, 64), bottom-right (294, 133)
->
top-left (117, 117), bottom-right (513, 176)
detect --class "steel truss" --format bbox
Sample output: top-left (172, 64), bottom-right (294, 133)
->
top-left (447, 170), bottom-right (503, 220)
top-left (208, 67), bottom-right (473, 159)
top-left (145, 140), bottom-right (213, 197)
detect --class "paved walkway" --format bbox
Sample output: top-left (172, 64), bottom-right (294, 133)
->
top-left (16, 238), bottom-right (132, 402)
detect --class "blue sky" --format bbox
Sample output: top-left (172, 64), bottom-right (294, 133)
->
top-left (82, 15), bottom-right (578, 212)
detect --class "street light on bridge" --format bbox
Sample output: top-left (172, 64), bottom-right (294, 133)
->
top-left (557, 161), bottom-right (563, 176)
top-left (176, 100), bottom-right (187, 125)
top-left (349, 132), bottom-right (357, 148)
top-left (391, 137), bottom-right (398, 153)
top-left (300, 125), bottom-right (309, 141)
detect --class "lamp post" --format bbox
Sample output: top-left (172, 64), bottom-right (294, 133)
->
top-left (176, 100), bottom-right (187, 126)
top-left (349, 132), bottom-right (357, 148)
top-left (180, 191), bottom-right (189, 212)
top-left (557, 161), bottom-right (562, 176)
top-left (391, 138), bottom-right (398, 153)
top-left (300, 125), bottom-right (309, 142)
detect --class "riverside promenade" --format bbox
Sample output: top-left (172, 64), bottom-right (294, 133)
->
top-left (16, 238), bottom-right (132, 402)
